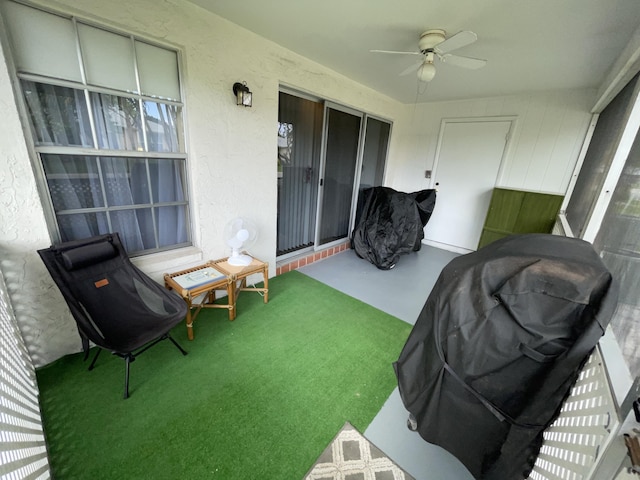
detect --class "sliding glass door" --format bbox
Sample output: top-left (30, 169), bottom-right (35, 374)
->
top-left (359, 117), bottom-right (390, 191)
top-left (277, 92), bottom-right (323, 256)
top-left (277, 91), bottom-right (391, 257)
top-left (317, 105), bottom-right (363, 246)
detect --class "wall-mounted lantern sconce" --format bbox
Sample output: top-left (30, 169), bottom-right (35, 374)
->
top-left (233, 81), bottom-right (252, 107)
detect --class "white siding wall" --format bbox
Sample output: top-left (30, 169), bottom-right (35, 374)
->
top-left (388, 89), bottom-right (596, 196)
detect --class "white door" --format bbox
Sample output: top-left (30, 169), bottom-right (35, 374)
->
top-left (426, 118), bottom-right (514, 252)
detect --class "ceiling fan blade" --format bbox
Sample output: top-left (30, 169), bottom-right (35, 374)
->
top-left (399, 61), bottom-right (423, 76)
top-left (434, 30), bottom-right (478, 54)
top-left (370, 49), bottom-right (423, 56)
top-left (439, 53), bottom-right (487, 69)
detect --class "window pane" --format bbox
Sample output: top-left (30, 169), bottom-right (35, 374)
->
top-left (41, 155), bottom-right (188, 253)
top-left (1, 1), bottom-right (82, 81)
top-left (111, 209), bottom-right (155, 253)
top-left (57, 212), bottom-right (108, 242)
top-left (135, 41), bottom-right (181, 101)
top-left (566, 73), bottom-right (640, 237)
top-left (276, 92), bottom-right (323, 256)
top-left (144, 102), bottom-right (179, 152)
top-left (100, 157), bottom-right (150, 206)
top-left (593, 127), bottom-right (640, 377)
top-left (277, 122), bottom-right (293, 167)
top-left (22, 81), bottom-right (92, 147)
top-left (148, 159), bottom-right (185, 203)
top-left (90, 93), bottom-right (143, 150)
top-left (41, 154), bottom-right (104, 211)
top-left (156, 206), bottom-right (189, 247)
top-left (319, 107), bottom-right (361, 245)
top-left (360, 117), bottom-right (390, 189)
top-left (77, 23), bottom-right (137, 93)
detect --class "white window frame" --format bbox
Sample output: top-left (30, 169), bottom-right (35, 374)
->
top-left (560, 86), bottom-right (640, 243)
top-left (556, 37), bottom-right (640, 478)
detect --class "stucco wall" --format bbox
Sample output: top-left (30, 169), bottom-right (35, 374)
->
top-left (0, 0), bottom-right (597, 367)
top-left (0, 37), bottom-right (61, 368)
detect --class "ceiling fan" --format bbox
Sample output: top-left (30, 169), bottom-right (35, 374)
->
top-left (371, 29), bottom-right (487, 82)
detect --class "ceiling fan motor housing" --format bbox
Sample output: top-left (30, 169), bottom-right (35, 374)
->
top-left (419, 29), bottom-right (446, 53)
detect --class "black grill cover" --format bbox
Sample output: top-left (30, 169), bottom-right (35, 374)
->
top-left (393, 234), bottom-right (618, 480)
top-left (351, 187), bottom-right (436, 269)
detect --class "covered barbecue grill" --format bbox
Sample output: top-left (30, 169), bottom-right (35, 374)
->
top-left (394, 234), bottom-right (618, 479)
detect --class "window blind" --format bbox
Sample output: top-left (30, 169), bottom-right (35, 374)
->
top-left (2, 1), bottom-right (182, 101)
top-left (1, 1), bottom-right (81, 82)
top-left (136, 40), bottom-right (181, 101)
top-left (77, 23), bottom-right (137, 93)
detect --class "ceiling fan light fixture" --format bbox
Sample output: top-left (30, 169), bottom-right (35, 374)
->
top-left (417, 62), bottom-right (436, 82)
top-left (371, 28), bottom-right (486, 84)
top-left (418, 29), bottom-right (446, 52)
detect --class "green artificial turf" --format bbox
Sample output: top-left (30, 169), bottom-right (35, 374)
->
top-left (36, 270), bottom-right (412, 479)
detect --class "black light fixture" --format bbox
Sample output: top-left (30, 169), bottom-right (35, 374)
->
top-left (232, 81), bottom-right (252, 107)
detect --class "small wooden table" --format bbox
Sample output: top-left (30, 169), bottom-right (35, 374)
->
top-left (164, 262), bottom-right (234, 340)
top-left (211, 256), bottom-right (269, 316)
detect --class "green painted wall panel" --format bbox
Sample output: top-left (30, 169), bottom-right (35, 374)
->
top-left (513, 192), bottom-right (564, 233)
top-left (478, 188), bottom-right (564, 249)
top-left (483, 189), bottom-right (526, 232)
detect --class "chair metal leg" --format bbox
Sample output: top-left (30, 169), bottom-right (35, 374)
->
top-left (167, 334), bottom-right (188, 356)
top-left (88, 348), bottom-right (102, 371)
top-left (90, 336), bottom-right (185, 399)
top-left (124, 354), bottom-right (133, 399)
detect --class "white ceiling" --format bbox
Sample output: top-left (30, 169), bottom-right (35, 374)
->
top-left (187, 0), bottom-right (640, 104)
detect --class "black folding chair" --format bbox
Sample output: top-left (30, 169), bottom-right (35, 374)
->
top-left (38, 233), bottom-right (188, 398)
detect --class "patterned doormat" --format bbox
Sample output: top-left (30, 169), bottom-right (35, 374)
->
top-left (303, 422), bottom-right (415, 480)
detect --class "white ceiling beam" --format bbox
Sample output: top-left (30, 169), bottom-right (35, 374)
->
top-left (593, 23), bottom-right (640, 113)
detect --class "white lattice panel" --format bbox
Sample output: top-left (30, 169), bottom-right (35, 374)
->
top-left (528, 347), bottom-right (618, 480)
top-left (0, 269), bottom-right (51, 479)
